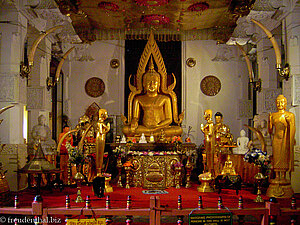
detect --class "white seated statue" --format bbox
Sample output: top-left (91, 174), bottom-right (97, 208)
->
top-left (120, 135), bottom-right (127, 143)
top-left (139, 133), bottom-right (147, 143)
top-left (233, 129), bottom-right (249, 154)
top-left (29, 115), bottom-right (56, 155)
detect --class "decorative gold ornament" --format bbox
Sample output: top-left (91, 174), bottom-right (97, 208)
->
top-left (85, 77), bottom-right (105, 97)
top-left (186, 58), bottom-right (196, 67)
top-left (110, 59), bottom-right (120, 68)
top-left (200, 75), bottom-right (221, 96)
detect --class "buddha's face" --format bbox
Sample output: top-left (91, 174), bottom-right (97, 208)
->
top-left (215, 115), bottom-right (223, 124)
top-left (240, 129), bottom-right (245, 137)
top-left (204, 110), bottom-right (212, 121)
top-left (143, 73), bottom-right (160, 93)
top-left (38, 115), bottom-right (46, 126)
top-left (99, 109), bottom-right (108, 121)
top-left (276, 96), bottom-right (287, 110)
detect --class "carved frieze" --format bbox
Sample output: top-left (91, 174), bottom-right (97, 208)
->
top-left (263, 88), bottom-right (282, 112)
top-left (292, 74), bottom-right (300, 105)
top-left (0, 75), bottom-right (15, 101)
top-left (27, 87), bottom-right (44, 109)
top-left (238, 99), bottom-right (253, 119)
top-left (294, 145), bottom-right (300, 167)
top-left (0, 144), bottom-right (27, 155)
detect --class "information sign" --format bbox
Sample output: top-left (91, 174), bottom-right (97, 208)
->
top-left (189, 213), bottom-right (232, 225)
top-left (67, 218), bottom-right (106, 225)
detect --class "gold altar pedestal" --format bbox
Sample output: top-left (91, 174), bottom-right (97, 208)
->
top-left (124, 164), bottom-right (132, 189)
top-left (74, 165), bottom-right (85, 203)
top-left (116, 157), bottom-right (123, 187)
top-left (266, 178), bottom-right (294, 198)
top-left (110, 143), bottom-right (196, 189)
top-left (185, 157), bottom-right (193, 188)
top-left (198, 178), bottom-right (215, 192)
top-left (198, 173), bottom-right (215, 193)
top-left (254, 170), bottom-right (265, 202)
top-left (174, 167), bottom-right (182, 189)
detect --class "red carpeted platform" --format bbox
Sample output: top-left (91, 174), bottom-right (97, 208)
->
top-left (15, 183), bottom-right (296, 209)
top-left (8, 183), bottom-right (299, 225)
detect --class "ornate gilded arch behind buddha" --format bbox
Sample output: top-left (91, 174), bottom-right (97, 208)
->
top-left (122, 32), bottom-right (184, 138)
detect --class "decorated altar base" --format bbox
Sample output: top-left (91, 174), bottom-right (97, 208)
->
top-left (129, 154), bottom-right (180, 189)
top-left (110, 143), bottom-right (197, 190)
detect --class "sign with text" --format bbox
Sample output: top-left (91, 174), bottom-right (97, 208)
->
top-left (189, 213), bottom-right (232, 225)
top-left (67, 218), bottom-right (106, 225)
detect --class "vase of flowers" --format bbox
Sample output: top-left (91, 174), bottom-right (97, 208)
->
top-left (66, 143), bottom-right (85, 203)
top-left (244, 148), bottom-right (271, 202)
top-left (243, 147), bottom-right (271, 175)
top-left (172, 136), bottom-right (183, 154)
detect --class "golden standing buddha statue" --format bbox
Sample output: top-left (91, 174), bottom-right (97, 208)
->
top-left (95, 109), bottom-right (110, 176)
top-left (122, 32), bottom-right (183, 139)
top-left (267, 95), bottom-right (295, 198)
top-left (200, 109), bottom-right (215, 175)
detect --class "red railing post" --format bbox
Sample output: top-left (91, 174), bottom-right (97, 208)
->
top-left (264, 197), bottom-right (280, 225)
top-left (32, 195), bottom-right (43, 216)
top-left (155, 196), bottom-right (161, 225)
top-left (149, 196), bottom-right (156, 225)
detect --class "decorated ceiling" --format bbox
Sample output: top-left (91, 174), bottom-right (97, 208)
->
top-left (55, 0), bottom-right (255, 42)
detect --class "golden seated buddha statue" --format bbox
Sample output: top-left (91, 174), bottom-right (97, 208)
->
top-left (122, 32), bottom-right (183, 139)
top-left (213, 112), bottom-right (233, 147)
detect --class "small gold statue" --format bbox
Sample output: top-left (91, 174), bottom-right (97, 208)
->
top-left (221, 155), bottom-right (236, 175)
top-left (267, 95), bottom-right (295, 198)
top-left (200, 109), bottom-right (215, 176)
top-left (122, 31), bottom-right (183, 139)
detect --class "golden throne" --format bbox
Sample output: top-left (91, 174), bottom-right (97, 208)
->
top-left (122, 31), bottom-right (184, 140)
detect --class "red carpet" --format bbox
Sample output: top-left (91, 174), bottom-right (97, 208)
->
top-left (14, 183), bottom-right (296, 209)
top-left (7, 184), bottom-right (299, 225)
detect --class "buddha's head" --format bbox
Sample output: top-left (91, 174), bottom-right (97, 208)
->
top-left (240, 129), bottom-right (246, 137)
top-left (143, 57), bottom-right (160, 94)
top-left (204, 109), bottom-right (212, 121)
top-left (276, 95), bottom-right (287, 110)
top-left (214, 112), bottom-right (223, 124)
top-left (98, 109), bottom-right (108, 122)
top-left (38, 115), bottom-right (46, 126)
